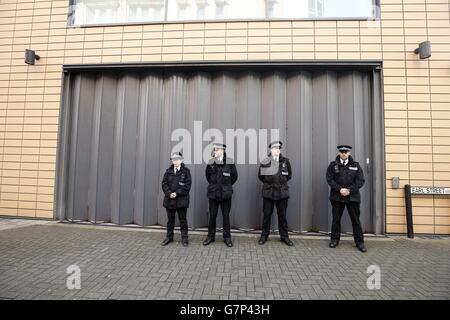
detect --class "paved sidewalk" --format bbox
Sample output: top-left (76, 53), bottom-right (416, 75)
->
top-left (0, 217), bottom-right (53, 231)
top-left (0, 220), bottom-right (448, 300)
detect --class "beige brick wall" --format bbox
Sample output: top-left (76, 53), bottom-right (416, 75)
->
top-left (0, 0), bottom-right (449, 233)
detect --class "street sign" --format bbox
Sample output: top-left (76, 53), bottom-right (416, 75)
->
top-left (410, 187), bottom-right (450, 195)
top-left (405, 185), bottom-right (450, 239)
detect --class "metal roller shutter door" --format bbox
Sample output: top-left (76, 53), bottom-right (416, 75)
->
top-left (58, 68), bottom-right (379, 233)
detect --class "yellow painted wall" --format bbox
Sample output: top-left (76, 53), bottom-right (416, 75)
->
top-left (0, 0), bottom-right (449, 233)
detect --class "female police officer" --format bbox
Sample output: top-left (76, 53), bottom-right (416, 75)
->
top-left (161, 152), bottom-right (192, 247)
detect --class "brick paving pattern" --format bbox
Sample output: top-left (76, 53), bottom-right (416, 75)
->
top-left (0, 221), bottom-right (448, 300)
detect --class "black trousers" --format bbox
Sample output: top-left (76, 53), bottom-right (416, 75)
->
top-left (207, 198), bottom-right (231, 239)
top-left (166, 208), bottom-right (188, 239)
top-left (261, 198), bottom-right (289, 239)
top-left (330, 201), bottom-right (364, 244)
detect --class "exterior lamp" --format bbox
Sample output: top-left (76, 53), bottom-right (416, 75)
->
top-left (414, 41), bottom-right (431, 59)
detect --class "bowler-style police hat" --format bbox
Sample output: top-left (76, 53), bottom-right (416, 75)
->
top-left (213, 143), bottom-right (227, 149)
top-left (269, 141), bottom-right (283, 149)
top-left (337, 145), bottom-right (352, 152)
top-left (170, 152), bottom-right (183, 160)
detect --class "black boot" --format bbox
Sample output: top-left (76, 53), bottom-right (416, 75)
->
top-left (258, 236), bottom-right (268, 245)
top-left (182, 238), bottom-right (189, 247)
top-left (224, 238), bottom-right (233, 247)
top-left (203, 237), bottom-right (215, 246)
top-left (329, 240), bottom-right (339, 248)
top-left (356, 242), bottom-right (367, 252)
top-left (281, 237), bottom-right (293, 246)
top-left (161, 238), bottom-right (173, 246)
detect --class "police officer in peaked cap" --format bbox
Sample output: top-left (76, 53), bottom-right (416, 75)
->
top-left (161, 152), bottom-right (192, 247)
top-left (203, 143), bottom-right (238, 247)
top-left (257, 141), bottom-right (293, 247)
top-left (326, 145), bottom-right (367, 252)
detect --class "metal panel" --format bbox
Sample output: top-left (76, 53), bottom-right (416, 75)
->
top-left (337, 72), bottom-right (358, 232)
top-left (186, 73), bottom-right (211, 228)
top-left (312, 71), bottom-right (339, 232)
top-left (110, 75), bottom-right (140, 225)
top-left (336, 71), bottom-right (373, 232)
top-left (354, 71), bottom-right (372, 233)
top-left (261, 72), bottom-right (287, 232)
top-left (92, 75), bottom-right (117, 223)
top-left (286, 72), bottom-right (313, 232)
top-left (55, 72), bottom-right (72, 222)
top-left (67, 74), bottom-right (96, 222)
top-left (234, 72), bottom-right (262, 229)
top-left (372, 69), bottom-right (386, 234)
top-left (88, 75), bottom-right (103, 223)
top-left (141, 74), bottom-right (164, 226)
top-left (157, 74), bottom-right (188, 227)
top-left (61, 69), bottom-right (378, 234)
top-left (209, 73), bottom-right (237, 229)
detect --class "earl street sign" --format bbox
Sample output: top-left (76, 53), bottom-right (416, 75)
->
top-left (410, 187), bottom-right (450, 195)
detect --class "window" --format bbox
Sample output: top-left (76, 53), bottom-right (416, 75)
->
top-left (82, 0), bottom-right (120, 25)
top-left (70, 0), bottom-right (166, 24)
top-left (175, 0), bottom-right (189, 19)
top-left (266, 0), bottom-right (278, 18)
top-left (68, 0), bottom-right (379, 26)
top-left (320, 0), bottom-right (375, 18)
top-left (196, 0), bottom-right (208, 19)
top-left (166, 0), bottom-right (265, 21)
top-left (215, 0), bottom-right (227, 18)
top-left (308, 0), bottom-right (323, 18)
top-left (127, 0), bottom-right (165, 21)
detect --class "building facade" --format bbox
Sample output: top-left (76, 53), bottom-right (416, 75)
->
top-left (0, 0), bottom-right (449, 234)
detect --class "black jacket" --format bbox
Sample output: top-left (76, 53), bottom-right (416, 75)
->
top-left (258, 154), bottom-right (292, 200)
top-left (161, 163), bottom-right (192, 209)
top-left (205, 155), bottom-right (238, 201)
top-left (326, 155), bottom-right (365, 203)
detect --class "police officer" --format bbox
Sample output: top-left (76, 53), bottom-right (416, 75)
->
top-left (326, 145), bottom-right (367, 252)
top-left (203, 143), bottom-right (238, 247)
top-left (258, 141), bottom-right (293, 246)
top-left (161, 152), bottom-right (192, 247)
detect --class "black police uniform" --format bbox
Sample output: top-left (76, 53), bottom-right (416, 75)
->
top-left (326, 155), bottom-right (365, 245)
top-left (205, 154), bottom-right (238, 241)
top-left (258, 154), bottom-right (292, 242)
top-left (161, 163), bottom-right (192, 241)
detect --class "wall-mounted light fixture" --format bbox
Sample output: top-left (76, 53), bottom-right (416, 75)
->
top-left (25, 49), bottom-right (40, 65)
top-left (414, 41), bottom-right (431, 59)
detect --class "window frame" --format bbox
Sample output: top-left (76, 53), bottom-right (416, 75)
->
top-left (67, 0), bottom-right (381, 28)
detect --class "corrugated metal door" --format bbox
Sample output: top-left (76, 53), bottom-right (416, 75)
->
top-left (62, 69), bottom-right (374, 233)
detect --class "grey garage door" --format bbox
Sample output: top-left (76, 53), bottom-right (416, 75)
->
top-left (58, 68), bottom-right (380, 233)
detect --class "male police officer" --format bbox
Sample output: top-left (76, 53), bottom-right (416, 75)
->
top-left (203, 143), bottom-right (238, 247)
top-left (258, 141), bottom-right (293, 246)
top-left (326, 145), bottom-right (367, 252)
top-left (161, 152), bottom-right (192, 247)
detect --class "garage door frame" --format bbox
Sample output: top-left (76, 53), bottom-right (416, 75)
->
top-left (54, 60), bottom-right (386, 234)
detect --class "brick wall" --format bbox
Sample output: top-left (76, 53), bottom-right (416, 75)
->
top-left (0, 0), bottom-right (449, 233)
